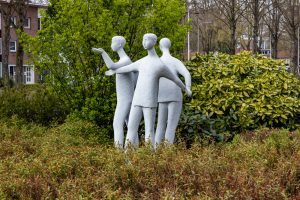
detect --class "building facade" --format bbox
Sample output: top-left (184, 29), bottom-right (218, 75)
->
top-left (0, 4), bottom-right (42, 84)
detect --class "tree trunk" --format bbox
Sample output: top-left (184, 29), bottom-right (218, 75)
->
top-left (291, 35), bottom-right (298, 75)
top-left (252, 19), bottom-right (260, 53)
top-left (229, 23), bottom-right (236, 55)
top-left (229, 0), bottom-right (237, 55)
top-left (271, 34), bottom-right (279, 59)
top-left (1, 7), bottom-right (12, 84)
top-left (252, 0), bottom-right (260, 54)
top-left (15, 37), bottom-right (24, 84)
top-left (2, 18), bottom-right (10, 82)
top-left (14, 0), bottom-right (28, 85)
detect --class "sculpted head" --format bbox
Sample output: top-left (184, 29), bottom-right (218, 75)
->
top-left (111, 36), bottom-right (126, 52)
top-left (142, 33), bottom-right (157, 50)
top-left (159, 38), bottom-right (171, 50)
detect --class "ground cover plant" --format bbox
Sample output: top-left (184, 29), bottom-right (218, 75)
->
top-left (0, 118), bottom-right (299, 199)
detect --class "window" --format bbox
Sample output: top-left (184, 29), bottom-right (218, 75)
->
top-left (10, 16), bottom-right (16, 27)
top-left (24, 18), bottom-right (31, 29)
top-left (38, 9), bottom-right (42, 30)
top-left (24, 66), bottom-right (34, 84)
top-left (38, 18), bottom-right (41, 30)
top-left (9, 65), bottom-right (15, 79)
top-left (9, 41), bottom-right (16, 52)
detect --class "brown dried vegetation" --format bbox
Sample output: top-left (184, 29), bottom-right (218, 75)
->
top-left (0, 119), bottom-right (300, 199)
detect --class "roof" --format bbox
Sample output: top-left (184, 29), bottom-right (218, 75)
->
top-left (0, 0), bottom-right (48, 7)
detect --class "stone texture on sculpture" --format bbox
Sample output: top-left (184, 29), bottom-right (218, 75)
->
top-left (155, 38), bottom-right (192, 148)
top-left (107, 33), bottom-right (192, 148)
top-left (92, 36), bottom-right (137, 149)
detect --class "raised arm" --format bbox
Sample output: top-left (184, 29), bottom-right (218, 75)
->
top-left (175, 59), bottom-right (192, 89)
top-left (92, 48), bottom-right (131, 70)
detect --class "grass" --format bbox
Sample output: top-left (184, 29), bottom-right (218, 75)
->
top-left (0, 119), bottom-right (300, 199)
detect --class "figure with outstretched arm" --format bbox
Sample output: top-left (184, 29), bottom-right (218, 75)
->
top-left (155, 38), bottom-right (192, 149)
top-left (92, 47), bottom-right (128, 70)
top-left (106, 33), bottom-right (191, 149)
top-left (92, 36), bottom-right (138, 149)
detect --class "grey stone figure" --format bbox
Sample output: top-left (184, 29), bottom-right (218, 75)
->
top-left (92, 36), bottom-right (138, 149)
top-left (155, 38), bottom-right (192, 148)
top-left (106, 33), bottom-right (192, 148)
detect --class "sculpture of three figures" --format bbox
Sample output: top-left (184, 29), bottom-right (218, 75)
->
top-left (92, 33), bottom-right (192, 149)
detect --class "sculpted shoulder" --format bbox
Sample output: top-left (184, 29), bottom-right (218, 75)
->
top-left (161, 54), bottom-right (176, 65)
top-left (174, 57), bottom-right (184, 68)
top-left (135, 56), bottom-right (148, 64)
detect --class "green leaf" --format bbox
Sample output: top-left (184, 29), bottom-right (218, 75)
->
top-left (215, 110), bottom-right (224, 115)
top-left (243, 91), bottom-right (249, 97)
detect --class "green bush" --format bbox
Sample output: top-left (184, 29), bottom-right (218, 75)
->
top-left (0, 84), bottom-right (69, 125)
top-left (183, 51), bottom-right (300, 140)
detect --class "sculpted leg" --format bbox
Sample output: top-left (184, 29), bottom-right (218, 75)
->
top-left (155, 103), bottom-right (168, 148)
top-left (165, 101), bottom-right (182, 144)
top-left (126, 106), bottom-right (139, 147)
top-left (143, 107), bottom-right (157, 147)
top-left (125, 106), bottom-right (143, 148)
top-left (113, 102), bottom-right (131, 149)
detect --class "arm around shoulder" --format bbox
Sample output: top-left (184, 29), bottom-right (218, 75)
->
top-left (162, 67), bottom-right (185, 91)
top-left (115, 60), bottom-right (139, 74)
top-left (162, 64), bottom-right (192, 96)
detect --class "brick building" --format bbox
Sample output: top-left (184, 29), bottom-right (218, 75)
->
top-left (0, 2), bottom-right (44, 84)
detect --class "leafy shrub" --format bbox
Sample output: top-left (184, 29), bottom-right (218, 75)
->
top-left (178, 106), bottom-right (228, 146)
top-left (0, 84), bottom-right (69, 125)
top-left (182, 52), bottom-right (300, 140)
